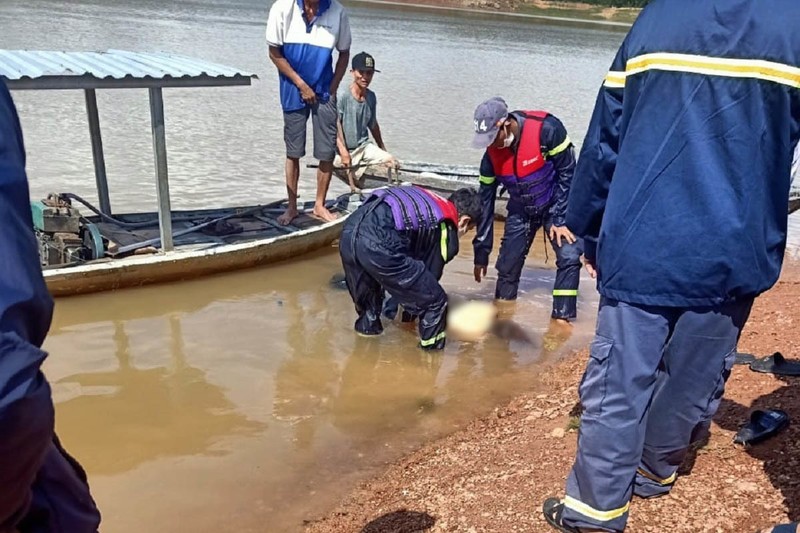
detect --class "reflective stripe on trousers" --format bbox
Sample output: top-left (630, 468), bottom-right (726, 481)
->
top-left (563, 297), bottom-right (753, 531)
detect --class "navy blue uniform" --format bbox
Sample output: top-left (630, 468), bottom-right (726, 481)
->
top-left (0, 80), bottom-right (101, 532)
top-left (474, 112), bottom-right (582, 320)
top-left (340, 196), bottom-right (459, 350)
top-left (555, 1), bottom-right (800, 530)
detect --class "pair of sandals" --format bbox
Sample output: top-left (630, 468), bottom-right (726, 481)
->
top-left (732, 351), bottom-right (795, 446)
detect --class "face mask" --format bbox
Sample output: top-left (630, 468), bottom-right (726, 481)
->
top-left (500, 124), bottom-right (515, 148)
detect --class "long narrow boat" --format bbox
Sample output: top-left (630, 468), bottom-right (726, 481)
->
top-left (37, 194), bottom-right (355, 297)
top-left (339, 161), bottom-right (800, 218)
top-left (0, 49), bottom-right (359, 296)
top-left (333, 161), bottom-right (511, 219)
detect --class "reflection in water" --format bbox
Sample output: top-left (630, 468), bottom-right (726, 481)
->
top-left (330, 338), bottom-right (444, 441)
top-left (55, 315), bottom-right (264, 475)
top-left (273, 291), bottom-right (339, 450)
top-left (272, 287), bottom-right (446, 449)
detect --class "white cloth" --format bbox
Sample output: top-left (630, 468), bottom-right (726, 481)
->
top-left (334, 142), bottom-right (395, 182)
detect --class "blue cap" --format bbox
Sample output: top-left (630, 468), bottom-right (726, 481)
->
top-left (471, 97), bottom-right (508, 149)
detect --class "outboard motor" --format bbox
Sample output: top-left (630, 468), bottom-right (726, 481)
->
top-left (31, 193), bottom-right (105, 267)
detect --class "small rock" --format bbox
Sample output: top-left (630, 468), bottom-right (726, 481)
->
top-left (551, 428), bottom-right (566, 438)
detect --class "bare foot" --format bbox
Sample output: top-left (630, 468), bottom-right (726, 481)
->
top-left (553, 318), bottom-right (573, 326)
top-left (312, 205), bottom-right (339, 222)
top-left (277, 207), bottom-right (298, 225)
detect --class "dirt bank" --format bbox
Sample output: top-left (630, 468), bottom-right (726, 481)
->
top-left (306, 262), bottom-right (800, 533)
top-left (351, 0), bottom-right (641, 23)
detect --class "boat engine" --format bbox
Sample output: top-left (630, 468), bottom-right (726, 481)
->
top-left (31, 194), bottom-right (106, 267)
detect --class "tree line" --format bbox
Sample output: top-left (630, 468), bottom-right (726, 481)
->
top-left (578, 0), bottom-right (648, 6)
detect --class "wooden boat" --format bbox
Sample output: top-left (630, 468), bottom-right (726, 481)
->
top-left (791, 190), bottom-right (800, 215)
top-left (332, 161), bottom-right (511, 219)
top-left (339, 161), bottom-right (800, 218)
top-left (1, 49), bottom-right (361, 296)
top-left (39, 195), bottom-right (356, 297)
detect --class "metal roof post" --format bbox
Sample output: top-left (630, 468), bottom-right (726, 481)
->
top-left (148, 86), bottom-right (174, 252)
top-left (84, 88), bottom-right (112, 214)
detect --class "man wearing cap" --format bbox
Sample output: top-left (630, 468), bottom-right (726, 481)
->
top-left (266, 0), bottom-right (351, 224)
top-left (334, 52), bottom-right (396, 192)
top-left (471, 97), bottom-right (582, 323)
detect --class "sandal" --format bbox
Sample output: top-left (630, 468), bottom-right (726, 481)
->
top-left (734, 409), bottom-right (790, 446)
top-left (750, 352), bottom-right (800, 376)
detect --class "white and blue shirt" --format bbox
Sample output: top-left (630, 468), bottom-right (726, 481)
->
top-left (266, 0), bottom-right (351, 112)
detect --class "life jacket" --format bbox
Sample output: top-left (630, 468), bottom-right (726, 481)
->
top-left (369, 185), bottom-right (459, 231)
top-left (486, 110), bottom-right (557, 217)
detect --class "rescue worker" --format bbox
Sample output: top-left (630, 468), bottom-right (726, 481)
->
top-left (470, 97), bottom-right (582, 323)
top-left (339, 186), bottom-right (481, 350)
top-left (542, 1), bottom-right (800, 531)
top-left (0, 80), bottom-right (101, 531)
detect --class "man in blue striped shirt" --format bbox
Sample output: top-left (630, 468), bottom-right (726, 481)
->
top-left (266, 0), bottom-right (351, 224)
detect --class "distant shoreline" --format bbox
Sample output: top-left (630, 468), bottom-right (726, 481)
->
top-left (345, 0), bottom-right (637, 27)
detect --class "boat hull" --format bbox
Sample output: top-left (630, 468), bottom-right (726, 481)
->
top-left (44, 215), bottom-right (346, 297)
top-left (41, 193), bottom-right (358, 297)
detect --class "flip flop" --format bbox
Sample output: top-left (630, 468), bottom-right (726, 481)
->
top-left (734, 352), bottom-right (756, 365)
top-left (734, 409), bottom-right (789, 446)
top-left (750, 352), bottom-right (800, 376)
top-left (542, 498), bottom-right (580, 533)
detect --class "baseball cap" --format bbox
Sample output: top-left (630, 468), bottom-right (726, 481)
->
top-left (471, 97), bottom-right (509, 149)
top-left (352, 51), bottom-right (380, 72)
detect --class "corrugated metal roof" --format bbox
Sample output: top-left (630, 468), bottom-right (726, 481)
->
top-left (0, 49), bottom-right (256, 90)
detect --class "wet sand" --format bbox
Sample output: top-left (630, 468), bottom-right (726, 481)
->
top-left (307, 261), bottom-right (800, 533)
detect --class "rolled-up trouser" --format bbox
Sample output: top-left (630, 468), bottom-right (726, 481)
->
top-left (562, 296), bottom-right (753, 532)
top-left (495, 212), bottom-right (582, 320)
top-left (339, 210), bottom-right (448, 350)
top-left (334, 142), bottom-right (395, 180)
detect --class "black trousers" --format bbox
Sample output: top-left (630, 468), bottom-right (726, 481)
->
top-left (495, 212), bottom-right (582, 320)
top-left (339, 208), bottom-right (448, 350)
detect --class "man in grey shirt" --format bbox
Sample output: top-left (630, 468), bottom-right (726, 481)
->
top-left (335, 52), bottom-right (397, 191)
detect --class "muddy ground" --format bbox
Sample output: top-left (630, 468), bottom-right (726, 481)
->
top-left (306, 263), bottom-right (800, 533)
top-left (358, 0), bottom-right (641, 23)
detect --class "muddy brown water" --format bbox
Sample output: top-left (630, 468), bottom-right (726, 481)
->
top-left (44, 230), bottom-right (599, 532)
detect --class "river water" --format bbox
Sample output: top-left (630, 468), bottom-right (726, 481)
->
top-left (3, 2), bottom-right (636, 531)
